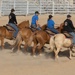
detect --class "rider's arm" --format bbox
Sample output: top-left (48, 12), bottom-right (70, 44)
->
top-left (36, 16), bottom-right (40, 27)
top-left (36, 20), bottom-right (40, 27)
top-left (69, 20), bottom-right (75, 30)
top-left (14, 14), bottom-right (17, 24)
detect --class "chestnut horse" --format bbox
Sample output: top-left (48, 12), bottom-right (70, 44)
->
top-left (12, 27), bottom-right (34, 52)
top-left (32, 30), bottom-right (50, 55)
top-left (0, 20), bottom-right (29, 49)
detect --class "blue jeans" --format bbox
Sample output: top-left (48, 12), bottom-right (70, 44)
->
top-left (48, 27), bottom-right (59, 34)
top-left (9, 23), bottom-right (19, 38)
top-left (69, 32), bottom-right (75, 44)
top-left (31, 25), bottom-right (41, 30)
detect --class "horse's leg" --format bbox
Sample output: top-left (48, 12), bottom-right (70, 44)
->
top-left (24, 44), bottom-right (28, 53)
top-left (18, 40), bottom-right (22, 51)
top-left (1, 37), bottom-right (4, 50)
top-left (37, 43), bottom-right (44, 55)
top-left (69, 45), bottom-right (73, 59)
top-left (32, 42), bottom-right (37, 56)
top-left (54, 47), bottom-right (60, 59)
top-left (32, 37), bottom-right (38, 56)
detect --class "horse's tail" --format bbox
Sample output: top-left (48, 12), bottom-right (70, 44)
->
top-left (13, 31), bottom-right (22, 48)
top-left (49, 35), bottom-right (56, 51)
top-left (28, 30), bottom-right (38, 46)
top-left (27, 33), bottom-right (34, 46)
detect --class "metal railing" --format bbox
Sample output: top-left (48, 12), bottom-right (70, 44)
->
top-left (0, 0), bottom-right (75, 16)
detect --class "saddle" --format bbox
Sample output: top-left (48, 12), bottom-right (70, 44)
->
top-left (30, 26), bottom-right (39, 32)
top-left (4, 24), bottom-right (15, 31)
top-left (63, 32), bottom-right (73, 39)
top-left (45, 28), bottom-right (55, 35)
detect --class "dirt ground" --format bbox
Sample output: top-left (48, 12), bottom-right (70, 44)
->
top-left (0, 14), bottom-right (75, 75)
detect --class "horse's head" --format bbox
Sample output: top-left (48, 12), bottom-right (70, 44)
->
top-left (18, 20), bottom-right (30, 29)
top-left (41, 24), bottom-right (47, 31)
top-left (56, 23), bottom-right (64, 33)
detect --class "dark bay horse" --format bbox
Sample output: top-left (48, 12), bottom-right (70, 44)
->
top-left (0, 20), bottom-right (29, 49)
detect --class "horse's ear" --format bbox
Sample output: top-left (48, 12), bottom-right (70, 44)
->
top-left (26, 20), bottom-right (29, 22)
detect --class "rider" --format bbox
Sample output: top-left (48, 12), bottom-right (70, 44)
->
top-left (31, 11), bottom-right (41, 30)
top-left (8, 8), bottom-right (19, 38)
top-left (63, 14), bottom-right (75, 44)
top-left (47, 15), bottom-right (59, 34)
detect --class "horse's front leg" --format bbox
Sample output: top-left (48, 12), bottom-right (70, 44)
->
top-left (1, 37), bottom-right (4, 50)
top-left (24, 44), bottom-right (28, 53)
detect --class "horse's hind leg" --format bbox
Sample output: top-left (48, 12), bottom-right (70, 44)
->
top-left (32, 42), bottom-right (37, 56)
top-left (54, 47), bottom-right (60, 59)
top-left (1, 37), bottom-right (4, 50)
top-left (69, 45), bottom-right (73, 59)
top-left (32, 37), bottom-right (38, 56)
top-left (24, 43), bottom-right (28, 53)
top-left (18, 40), bottom-right (22, 51)
top-left (37, 43), bottom-right (44, 55)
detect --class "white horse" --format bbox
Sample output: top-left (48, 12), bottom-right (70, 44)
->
top-left (49, 33), bottom-right (74, 59)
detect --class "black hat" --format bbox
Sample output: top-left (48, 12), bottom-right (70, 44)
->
top-left (67, 15), bottom-right (71, 18)
top-left (11, 8), bottom-right (15, 12)
top-left (35, 11), bottom-right (39, 14)
top-left (49, 15), bottom-right (53, 19)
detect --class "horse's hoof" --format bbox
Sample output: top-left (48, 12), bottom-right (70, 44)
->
top-left (33, 55), bottom-right (36, 58)
top-left (39, 54), bottom-right (43, 56)
top-left (55, 56), bottom-right (59, 61)
top-left (69, 57), bottom-right (72, 60)
top-left (17, 50), bottom-right (21, 53)
top-left (12, 48), bottom-right (14, 51)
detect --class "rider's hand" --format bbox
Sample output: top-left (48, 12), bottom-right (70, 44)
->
top-left (37, 24), bottom-right (40, 27)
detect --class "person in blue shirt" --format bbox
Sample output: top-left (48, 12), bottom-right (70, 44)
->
top-left (31, 11), bottom-right (41, 30)
top-left (47, 15), bottom-right (59, 34)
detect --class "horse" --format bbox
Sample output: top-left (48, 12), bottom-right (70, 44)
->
top-left (0, 20), bottom-right (29, 49)
top-left (12, 27), bottom-right (34, 53)
top-left (32, 30), bottom-right (50, 55)
top-left (49, 33), bottom-right (74, 59)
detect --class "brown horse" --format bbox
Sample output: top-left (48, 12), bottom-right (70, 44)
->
top-left (12, 27), bottom-right (34, 52)
top-left (0, 20), bottom-right (29, 49)
top-left (32, 30), bottom-right (50, 55)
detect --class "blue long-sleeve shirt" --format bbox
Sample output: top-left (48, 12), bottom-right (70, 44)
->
top-left (47, 19), bottom-right (55, 29)
top-left (31, 14), bottom-right (39, 25)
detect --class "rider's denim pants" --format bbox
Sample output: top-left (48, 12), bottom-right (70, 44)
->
top-left (31, 25), bottom-right (41, 30)
top-left (69, 32), bottom-right (75, 44)
top-left (9, 23), bottom-right (19, 38)
top-left (48, 27), bottom-right (59, 34)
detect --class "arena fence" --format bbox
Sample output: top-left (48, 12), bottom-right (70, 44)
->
top-left (0, 0), bottom-right (75, 16)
